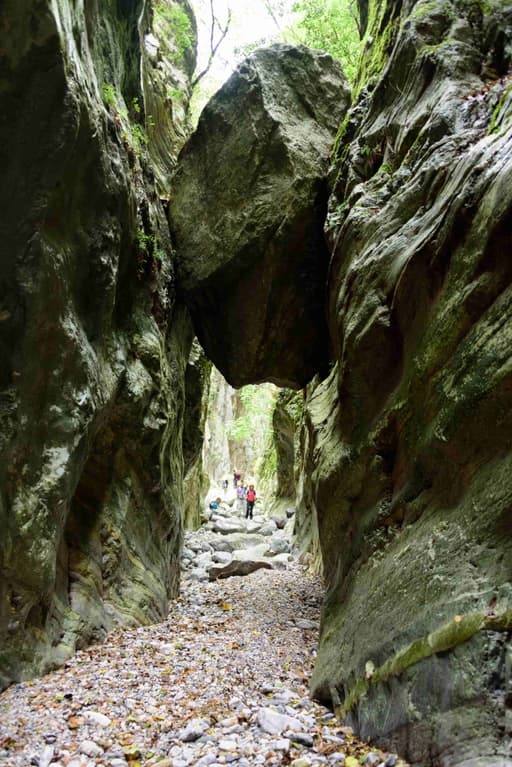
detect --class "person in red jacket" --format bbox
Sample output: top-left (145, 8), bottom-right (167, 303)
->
top-left (246, 485), bottom-right (256, 519)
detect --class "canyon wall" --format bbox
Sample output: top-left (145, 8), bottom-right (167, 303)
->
top-left (0, 0), bottom-right (196, 688)
top-left (170, 2), bottom-right (512, 763)
top-left (2, 0), bottom-right (511, 763)
top-left (308, 0), bottom-right (512, 763)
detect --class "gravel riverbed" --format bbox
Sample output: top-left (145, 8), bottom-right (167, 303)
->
top-left (0, 511), bottom-right (405, 767)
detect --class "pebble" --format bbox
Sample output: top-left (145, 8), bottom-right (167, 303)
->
top-left (296, 619), bottom-right (317, 630)
top-left (79, 740), bottom-right (104, 757)
top-left (179, 718), bottom-right (210, 742)
top-left (83, 710), bottom-right (111, 727)
top-left (291, 732), bottom-right (314, 747)
top-left (0, 498), bottom-right (405, 767)
top-left (38, 745), bottom-right (55, 767)
top-left (257, 707), bottom-right (303, 734)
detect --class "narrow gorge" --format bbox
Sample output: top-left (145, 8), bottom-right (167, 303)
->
top-left (0, 1), bottom-right (511, 766)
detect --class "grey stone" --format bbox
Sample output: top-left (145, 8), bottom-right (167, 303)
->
top-left (256, 707), bottom-right (303, 735)
top-left (79, 741), bottom-right (104, 758)
top-left (211, 550), bottom-right (232, 565)
top-left (83, 710), bottom-right (112, 727)
top-left (269, 537), bottom-right (290, 554)
top-left (231, 545), bottom-right (270, 561)
top-left (179, 718), bottom-right (210, 742)
top-left (39, 745), bottom-right (55, 767)
top-left (291, 732), bottom-right (314, 748)
top-left (260, 522), bottom-right (278, 536)
top-left (209, 538), bottom-right (232, 552)
top-left (296, 620), bottom-right (317, 630)
top-left (212, 519), bottom-right (247, 535)
top-left (188, 568), bottom-right (209, 582)
top-left (170, 45), bottom-right (350, 389)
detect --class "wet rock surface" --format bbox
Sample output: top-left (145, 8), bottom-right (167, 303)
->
top-left (300, 0), bottom-right (512, 763)
top-left (0, 0), bottom-right (196, 688)
top-left (170, 44), bottom-right (350, 389)
top-left (0, 503), bottom-right (404, 767)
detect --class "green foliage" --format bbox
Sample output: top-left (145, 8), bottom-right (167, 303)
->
top-left (136, 230), bottom-right (166, 271)
top-left (291, 0), bottom-right (361, 82)
top-left (167, 86), bottom-right (184, 103)
top-left (227, 385), bottom-right (276, 442)
top-left (282, 390), bottom-right (303, 425)
top-left (154, 1), bottom-right (193, 64)
top-left (131, 124), bottom-right (149, 151)
top-left (101, 82), bottom-right (117, 109)
top-left (136, 229), bottom-right (154, 254)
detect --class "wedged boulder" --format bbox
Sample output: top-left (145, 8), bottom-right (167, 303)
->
top-left (208, 560), bottom-right (273, 581)
top-left (170, 44), bottom-right (350, 388)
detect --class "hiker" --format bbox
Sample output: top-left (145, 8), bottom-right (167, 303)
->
top-left (233, 468), bottom-right (241, 488)
top-left (246, 484), bottom-right (256, 519)
top-left (236, 483), bottom-right (246, 513)
top-left (222, 477), bottom-right (229, 492)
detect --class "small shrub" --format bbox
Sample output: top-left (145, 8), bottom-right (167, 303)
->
top-left (154, 1), bottom-right (193, 63)
top-left (101, 82), bottom-right (117, 109)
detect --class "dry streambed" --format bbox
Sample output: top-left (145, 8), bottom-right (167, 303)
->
top-left (0, 505), bottom-right (406, 767)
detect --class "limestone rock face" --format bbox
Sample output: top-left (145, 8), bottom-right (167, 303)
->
top-left (0, 0), bottom-right (196, 688)
top-left (183, 341), bottom-right (211, 530)
top-left (304, 0), bottom-right (512, 764)
top-left (170, 45), bottom-right (350, 389)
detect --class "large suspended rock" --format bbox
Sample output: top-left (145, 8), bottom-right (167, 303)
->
top-left (170, 44), bottom-right (350, 388)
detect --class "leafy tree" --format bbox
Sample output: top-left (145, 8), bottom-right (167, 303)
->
top-left (290, 0), bottom-right (361, 82)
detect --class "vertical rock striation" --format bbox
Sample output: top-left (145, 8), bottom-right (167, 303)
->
top-left (168, 2), bottom-right (512, 761)
top-left (307, 1), bottom-right (512, 763)
top-left (182, 340), bottom-right (211, 529)
top-left (0, 0), bottom-right (196, 687)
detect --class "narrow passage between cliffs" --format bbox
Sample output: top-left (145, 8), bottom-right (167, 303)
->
top-left (0, 492), bottom-right (404, 767)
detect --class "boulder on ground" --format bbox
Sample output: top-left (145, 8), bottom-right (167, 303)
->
top-left (209, 533), bottom-right (268, 552)
top-left (211, 551), bottom-right (232, 565)
top-left (260, 521), bottom-right (278, 536)
top-left (212, 518), bottom-right (247, 535)
top-left (269, 537), bottom-right (290, 554)
top-left (231, 544), bottom-right (270, 561)
top-left (170, 44), bottom-right (350, 388)
top-left (209, 560), bottom-right (273, 581)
